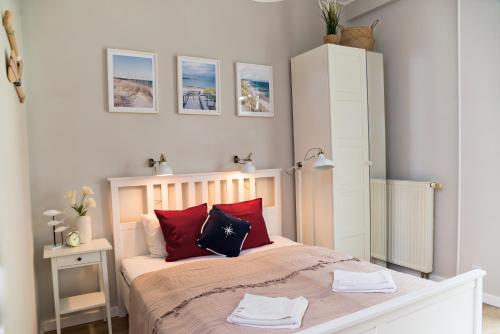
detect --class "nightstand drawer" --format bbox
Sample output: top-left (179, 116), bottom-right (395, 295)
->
top-left (56, 252), bottom-right (100, 268)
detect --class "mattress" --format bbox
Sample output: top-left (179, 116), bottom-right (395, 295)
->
top-left (121, 235), bottom-right (298, 285)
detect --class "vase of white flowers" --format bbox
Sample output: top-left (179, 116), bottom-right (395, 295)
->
top-left (66, 186), bottom-right (96, 244)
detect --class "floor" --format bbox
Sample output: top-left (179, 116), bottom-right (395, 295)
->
top-left (484, 305), bottom-right (500, 334)
top-left (46, 317), bottom-right (128, 334)
top-left (48, 305), bottom-right (500, 333)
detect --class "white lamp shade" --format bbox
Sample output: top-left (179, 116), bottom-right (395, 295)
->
top-left (156, 162), bottom-right (173, 176)
top-left (54, 226), bottom-right (69, 233)
top-left (47, 220), bottom-right (63, 227)
top-left (43, 210), bottom-right (62, 217)
top-left (241, 161), bottom-right (256, 174)
top-left (312, 153), bottom-right (335, 171)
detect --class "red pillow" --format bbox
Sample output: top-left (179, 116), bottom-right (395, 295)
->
top-left (214, 198), bottom-right (272, 250)
top-left (155, 203), bottom-right (211, 262)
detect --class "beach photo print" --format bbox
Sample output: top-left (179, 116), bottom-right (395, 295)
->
top-left (236, 63), bottom-right (274, 117)
top-left (107, 49), bottom-right (158, 113)
top-left (178, 56), bottom-right (220, 115)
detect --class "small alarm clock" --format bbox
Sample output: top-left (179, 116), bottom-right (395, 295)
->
top-left (66, 231), bottom-right (81, 247)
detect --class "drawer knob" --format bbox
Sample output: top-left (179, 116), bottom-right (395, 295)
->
top-left (77, 257), bottom-right (82, 261)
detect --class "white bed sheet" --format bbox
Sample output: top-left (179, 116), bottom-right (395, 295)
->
top-left (121, 235), bottom-right (298, 285)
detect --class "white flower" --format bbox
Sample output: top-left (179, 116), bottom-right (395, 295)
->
top-left (86, 198), bottom-right (97, 208)
top-left (319, 0), bottom-right (328, 11)
top-left (65, 190), bottom-right (76, 205)
top-left (82, 186), bottom-right (94, 196)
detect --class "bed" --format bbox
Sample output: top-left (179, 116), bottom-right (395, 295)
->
top-left (109, 169), bottom-right (485, 334)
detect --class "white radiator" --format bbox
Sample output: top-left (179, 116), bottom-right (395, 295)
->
top-left (371, 179), bottom-right (436, 274)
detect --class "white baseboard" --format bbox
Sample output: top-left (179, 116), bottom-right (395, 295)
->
top-left (390, 268), bottom-right (500, 308)
top-left (418, 273), bottom-right (500, 308)
top-left (484, 293), bottom-right (500, 308)
top-left (427, 273), bottom-right (500, 307)
top-left (40, 306), bottom-right (123, 333)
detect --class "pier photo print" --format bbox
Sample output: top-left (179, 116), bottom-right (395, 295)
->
top-left (178, 56), bottom-right (221, 115)
top-left (107, 49), bottom-right (158, 113)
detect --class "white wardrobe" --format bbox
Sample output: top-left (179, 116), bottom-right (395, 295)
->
top-left (291, 44), bottom-right (384, 261)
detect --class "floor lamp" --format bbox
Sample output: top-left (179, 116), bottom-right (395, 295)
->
top-left (288, 148), bottom-right (335, 246)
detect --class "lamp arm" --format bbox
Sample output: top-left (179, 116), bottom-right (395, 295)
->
top-left (285, 162), bottom-right (303, 175)
top-left (149, 154), bottom-right (169, 168)
top-left (303, 147), bottom-right (323, 162)
top-left (233, 153), bottom-right (253, 165)
top-left (287, 147), bottom-right (331, 175)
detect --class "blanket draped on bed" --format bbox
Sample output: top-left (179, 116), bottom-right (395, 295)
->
top-left (129, 245), bottom-right (432, 334)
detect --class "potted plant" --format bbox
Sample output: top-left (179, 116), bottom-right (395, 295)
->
top-left (319, 0), bottom-right (342, 44)
top-left (66, 186), bottom-right (96, 244)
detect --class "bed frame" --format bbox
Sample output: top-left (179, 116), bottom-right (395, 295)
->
top-left (109, 169), bottom-right (485, 334)
top-left (109, 169), bottom-right (283, 313)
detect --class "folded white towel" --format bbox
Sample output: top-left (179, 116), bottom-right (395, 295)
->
top-left (333, 270), bottom-right (397, 293)
top-left (227, 294), bottom-right (309, 329)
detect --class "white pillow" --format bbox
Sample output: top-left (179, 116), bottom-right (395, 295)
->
top-left (140, 214), bottom-right (168, 258)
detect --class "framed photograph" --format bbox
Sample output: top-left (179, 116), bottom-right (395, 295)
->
top-left (107, 49), bottom-right (158, 113)
top-left (177, 56), bottom-right (221, 116)
top-left (236, 63), bottom-right (274, 117)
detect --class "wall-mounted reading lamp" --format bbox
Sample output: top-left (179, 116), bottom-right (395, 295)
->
top-left (148, 154), bottom-right (173, 176)
top-left (287, 147), bottom-right (335, 174)
top-left (233, 153), bottom-right (256, 173)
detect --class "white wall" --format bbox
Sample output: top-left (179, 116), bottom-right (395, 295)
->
top-left (458, 0), bottom-right (500, 300)
top-left (0, 1), bottom-right (38, 333)
top-left (349, 0), bottom-right (459, 279)
top-left (20, 0), bottom-right (323, 325)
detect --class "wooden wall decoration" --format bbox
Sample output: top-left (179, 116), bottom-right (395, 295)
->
top-left (2, 10), bottom-right (25, 103)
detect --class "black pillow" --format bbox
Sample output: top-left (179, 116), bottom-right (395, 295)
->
top-left (197, 207), bottom-right (251, 257)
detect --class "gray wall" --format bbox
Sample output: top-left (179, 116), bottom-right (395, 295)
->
top-left (21, 0), bottom-right (324, 323)
top-left (458, 0), bottom-right (500, 298)
top-left (0, 1), bottom-right (38, 332)
top-left (349, 0), bottom-right (459, 279)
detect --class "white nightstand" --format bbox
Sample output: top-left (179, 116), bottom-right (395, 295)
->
top-left (44, 238), bottom-right (113, 334)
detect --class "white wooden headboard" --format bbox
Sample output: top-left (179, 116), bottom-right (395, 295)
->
top-left (108, 169), bottom-right (282, 313)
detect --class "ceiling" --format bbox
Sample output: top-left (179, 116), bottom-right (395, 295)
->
top-left (253, 0), bottom-right (356, 3)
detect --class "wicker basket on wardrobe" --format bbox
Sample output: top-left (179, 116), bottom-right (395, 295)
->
top-left (339, 19), bottom-right (379, 50)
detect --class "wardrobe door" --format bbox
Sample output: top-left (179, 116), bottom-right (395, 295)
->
top-left (329, 45), bottom-right (371, 260)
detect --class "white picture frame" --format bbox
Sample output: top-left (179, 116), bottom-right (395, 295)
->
top-left (177, 56), bottom-right (221, 116)
top-left (107, 48), bottom-right (158, 113)
top-left (236, 63), bottom-right (274, 117)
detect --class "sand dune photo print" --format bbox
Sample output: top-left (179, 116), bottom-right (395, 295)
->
top-left (107, 49), bottom-right (158, 113)
top-left (236, 63), bottom-right (274, 117)
top-left (178, 56), bottom-right (220, 115)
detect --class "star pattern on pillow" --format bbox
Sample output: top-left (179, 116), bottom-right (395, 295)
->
top-left (222, 225), bottom-right (236, 238)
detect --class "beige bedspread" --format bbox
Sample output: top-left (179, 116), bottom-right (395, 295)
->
top-left (129, 245), bottom-right (433, 334)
